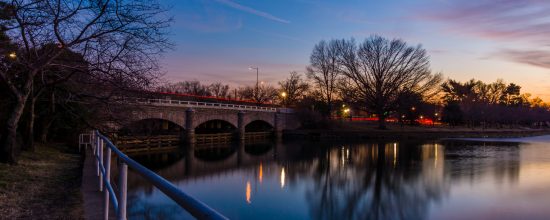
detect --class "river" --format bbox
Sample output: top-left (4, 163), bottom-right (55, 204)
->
top-left (125, 136), bottom-right (550, 220)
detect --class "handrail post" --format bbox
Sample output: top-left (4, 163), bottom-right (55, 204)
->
top-left (99, 139), bottom-right (103, 192)
top-left (118, 160), bottom-right (128, 220)
top-left (96, 134), bottom-right (99, 177)
top-left (91, 132), bottom-right (95, 155)
top-left (104, 147), bottom-right (112, 220)
top-left (90, 131), bottom-right (229, 220)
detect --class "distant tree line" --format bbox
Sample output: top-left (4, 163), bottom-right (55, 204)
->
top-left (156, 80), bottom-right (282, 104)
top-left (156, 35), bottom-right (550, 130)
top-left (440, 79), bottom-right (550, 127)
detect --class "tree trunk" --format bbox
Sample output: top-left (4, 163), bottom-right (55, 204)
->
top-left (378, 113), bottom-right (387, 129)
top-left (23, 97), bottom-right (37, 152)
top-left (40, 116), bottom-right (56, 143)
top-left (40, 92), bottom-right (56, 143)
top-left (1, 96), bottom-right (27, 164)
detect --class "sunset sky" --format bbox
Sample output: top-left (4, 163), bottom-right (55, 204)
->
top-left (163, 0), bottom-right (550, 100)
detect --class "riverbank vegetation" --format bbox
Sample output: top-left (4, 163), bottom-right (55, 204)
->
top-left (0, 1), bottom-right (170, 163)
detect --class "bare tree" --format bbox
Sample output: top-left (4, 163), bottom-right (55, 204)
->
top-left (0, 0), bottom-right (170, 164)
top-left (278, 71), bottom-right (309, 106)
top-left (208, 82), bottom-right (230, 98)
top-left (158, 80), bottom-right (210, 95)
top-left (307, 40), bottom-right (340, 116)
top-left (335, 36), bottom-right (441, 129)
top-left (238, 84), bottom-right (278, 104)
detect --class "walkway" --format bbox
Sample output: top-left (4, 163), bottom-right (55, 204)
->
top-left (81, 148), bottom-right (116, 219)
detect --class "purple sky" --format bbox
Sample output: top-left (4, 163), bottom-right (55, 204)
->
top-left (162, 0), bottom-right (550, 100)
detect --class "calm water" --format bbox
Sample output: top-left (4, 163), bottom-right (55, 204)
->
top-left (126, 136), bottom-right (550, 220)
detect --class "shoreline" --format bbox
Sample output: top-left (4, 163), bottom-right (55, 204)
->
top-left (284, 128), bottom-right (550, 141)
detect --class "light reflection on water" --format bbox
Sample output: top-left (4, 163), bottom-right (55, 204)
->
top-left (126, 137), bottom-right (550, 220)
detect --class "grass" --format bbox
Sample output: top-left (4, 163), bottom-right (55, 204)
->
top-left (0, 143), bottom-right (84, 219)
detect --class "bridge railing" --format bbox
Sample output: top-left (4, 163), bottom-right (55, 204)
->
top-left (127, 98), bottom-right (278, 112)
top-left (85, 130), bottom-right (228, 220)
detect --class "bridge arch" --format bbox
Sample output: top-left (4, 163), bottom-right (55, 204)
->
top-left (130, 109), bottom-right (185, 128)
top-left (245, 142), bottom-right (273, 156)
top-left (119, 118), bottom-right (184, 135)
top-left (243, 112), bottom-right (275, 128)
top-left (195, 119), bottom-right (237, 134)
top-left (193, 114), bottom-right (238, 130)
top-left (194, 145), bottom-right (237, 162)
top-left (245, 120), bottom-right (274, 132)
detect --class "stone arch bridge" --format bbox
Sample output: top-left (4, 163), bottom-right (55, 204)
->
top-left (120, 98), bottom-right (299, 143)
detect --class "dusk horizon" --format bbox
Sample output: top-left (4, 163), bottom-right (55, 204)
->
top-left (162, 0), bottom-right (550, 101)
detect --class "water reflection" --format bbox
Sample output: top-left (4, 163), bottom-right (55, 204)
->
top-left (125, 138), bottom-right (531, 220)
top-left (302, 142), bottom-right (449, 220)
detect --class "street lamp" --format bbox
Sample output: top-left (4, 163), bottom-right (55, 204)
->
top-left (8, 52), bottom-right (16, 59)
top-left (249, 67), bottom-right (259, 99)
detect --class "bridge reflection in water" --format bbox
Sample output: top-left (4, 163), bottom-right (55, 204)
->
top-left (122, 138), bottom-right (529, 220)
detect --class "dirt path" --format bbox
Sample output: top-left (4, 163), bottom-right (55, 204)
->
top-left (0, 144), bottom-right (83, 219)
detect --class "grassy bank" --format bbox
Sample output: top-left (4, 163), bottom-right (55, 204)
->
top-left (0, 143), bottom-right (83, 219)
top-left (288, 122), bottom-right (550, 140)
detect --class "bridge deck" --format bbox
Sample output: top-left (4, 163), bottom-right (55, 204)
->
top-left (128, 98), bottom-right (279, 112)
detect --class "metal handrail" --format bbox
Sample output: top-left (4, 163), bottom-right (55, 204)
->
top-left (126, 98), bottom-right (278, 112)
top-left (88, 130), bottom-right (228, 220)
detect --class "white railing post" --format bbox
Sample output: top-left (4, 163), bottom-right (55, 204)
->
top-left (96, 134), bottom-right (99, 177)
top-left (91, 132), bottom-right (95, 155)
top-left (99, 139), bottom-right (103, 192)
top-left (104, 147), bottom-right (112, 220)
top-left (118, 160), bottom-right (128, 220)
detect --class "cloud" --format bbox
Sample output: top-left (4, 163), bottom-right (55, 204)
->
top-left (215, 0), bottom-right (290, 24)
top-left (415, 0), bottom-right (550, 69)
top-left (498, 49), bottom-right (550, 69)
top-left (417, 0), bottom-right (550, 44)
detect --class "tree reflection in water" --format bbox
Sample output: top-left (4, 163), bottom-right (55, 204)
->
top-left (125, 139), bottom-right (521, 220)
top-left (300, 140), bottom-right (520, 220)
top-left (301, 142), bottom-right (448, 220)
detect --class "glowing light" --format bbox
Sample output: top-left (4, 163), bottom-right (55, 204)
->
top-left (393, 143), bottom-right (397, 167)
top-left (280, 167), bottom-right (286, 188)
top-left (281, 92), bottom-right (287, 98)
top-left (259, 163), bottom-right (263, 183)
top-left (411, 107), bottom-right (416, 111)
top-left (246, 181), bottom-right (251, 204)
top-left (8, 52), bottom-right (16, 59)
top-left (344, 108), bottom-right (350, 113)
top-left (434, 144), bottom-right (438, 168)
